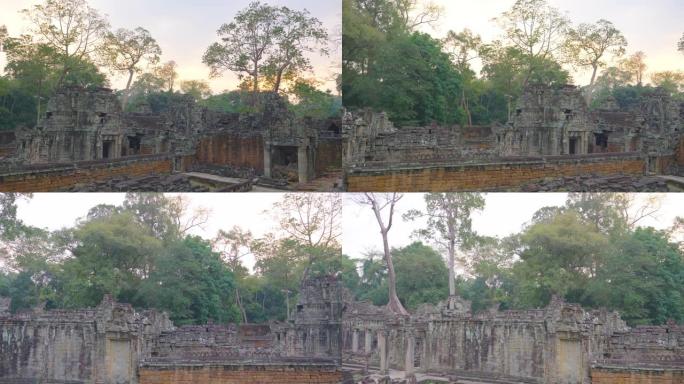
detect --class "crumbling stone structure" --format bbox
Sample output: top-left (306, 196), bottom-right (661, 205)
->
top-left (340, 295), bottom-right (684, 384)
top-left (343, 85), bottom-right (684, 191)
top-left (1, 86), bottom-right (342, 190)
top-left (0, 275), bottom-right (345, 384)
top-left (496, 85), bottom-right (683, 166)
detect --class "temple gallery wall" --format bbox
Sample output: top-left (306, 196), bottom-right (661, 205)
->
top-left (0, 86), bottom-right (342, 191)
top-left (1, 276), bottom-right (682, 384)
top-left (343, 85), bottom-right (684, 192)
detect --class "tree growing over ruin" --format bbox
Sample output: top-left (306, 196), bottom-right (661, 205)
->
top-left (403, 193), bottom-right (485, 299)
top-left (565, 19), bottom-right (627, 103)
top-left (356, 193), bottom-right (409, 315)
top-left (203, 2), bottom-right (329, 94)
top-left (21, 0), bottom-right (110, 87)
top-left (493, 0), bottom-right (570, 86)
top-left (99, 27), bottom-right (161, 107)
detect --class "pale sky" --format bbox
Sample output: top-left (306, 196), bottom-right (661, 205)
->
top-left (419, 0), bottom-right (684, 86)
top-left (342, 193), bottom-right (684, 260)
top-left (14, 193), bottom-right (288, 272)
top-left (0, 0), bottom-right (341, 93)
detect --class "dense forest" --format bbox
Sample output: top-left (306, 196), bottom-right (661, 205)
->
top-left (0, 193), bottom-right (349, 325)
top-left (2, 193), bottom-right (683, 327)
top-left (343, 0), bottom-right (684, 126)
top-left (0, 0), bottom-right (341, 131)
top-left (351, 193), bottom-right (684, 326)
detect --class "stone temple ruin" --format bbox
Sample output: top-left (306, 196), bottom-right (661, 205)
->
top-left (0, 86), bottom-right (342, 191)
top-left (2, 276), bottom-right (682, 383)
top-left (0, 275), bottom-right (346, 384)
top-left (343, 85), bottom-right (684, 192)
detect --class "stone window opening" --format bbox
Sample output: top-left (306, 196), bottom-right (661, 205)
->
top-left (102, 140), bottom-right (113, 159)
top-left (98, 112), bottom-right (108, 124)
top-left (595, 132), bottom-right (609, 149)
top-left (128, 135), bottom-right (142, 154)
top-left (564, 109), bottom-right (572, 120)
top-left (569, 137), bottom-right (578, 155)
top-left (46, 112), bottom-right (53, 119)
top-left (516, 109), bottom-right (522, 116)
top-left (297, 304), bottom-right (303, 313)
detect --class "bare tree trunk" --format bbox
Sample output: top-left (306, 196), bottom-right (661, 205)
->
top-left (122, 69), bottom-right (135, 110)
top-left (273, 68), bottom-right (283, 94)
top-left (235, 287), bottom-right (247, 323)
top-left (585, 64), bottom-right (599, 106)
top-left (368, 194), bottom-right (409, 316)
top-left (447, 235), bottom-right (456, 297)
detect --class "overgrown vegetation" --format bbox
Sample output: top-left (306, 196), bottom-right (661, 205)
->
top-left (0, 0), bottom-right (340, 131)
top-left (343, 0), bottom-right (684, 127)
top-left (0, 193), bottom-right (343, 326)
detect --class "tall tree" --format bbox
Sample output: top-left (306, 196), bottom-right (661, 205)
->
top-left (443, 29), bottom-right (482, 125)
top-left (622, 51), bottom-right (647, 86)
top-left (404, 193), bottom-right (485, 298)
top-left (264, 6), bottom-right (328, 93)
top-left (494, 0), bottom-right (569, 86)
top-left (357, 193), bottom-right (408, 315)
top-left (678, 33), bottom-right (684, 55)
top-left (392, 0), bottom-right (442, 31)
top-left (99, 27), bottom-right (161, 107)
top-left (204, 2), bottom-right (329, 94)
top-left (154, 61), bottom-right (178, 92)
top-left (213, 226), bottom-right (253, 323)
top-left (565, 19), bottom-right (627, 104)
top-left (271, 193), bottom-right (342, 250)
top-left (21, 0), bottom-right (110, 87)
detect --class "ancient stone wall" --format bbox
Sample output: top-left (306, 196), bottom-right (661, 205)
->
top-left (342, 295), bottom-right (684, 384)
top-left (195, 133), bottom-right (265, 172)
top-left (0, 154), bottom-right (174, 192)
top-left (346, 153), bottom-right (646, 192)
top-left (0, 296), bottom-right (173, 384)
top-left (315, 138), bottom-right (343, 174)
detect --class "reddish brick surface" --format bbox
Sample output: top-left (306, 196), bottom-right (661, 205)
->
top-left (196, 134), bottom-right (264, 172)
top-left (347, 156), bottom-right (646, 192)
top-left (315, 139), bottom-right (342, 173)
top-left (0, 157), bottom-right (173, 192)
top-left (591, 368), bottom-right (684, 384)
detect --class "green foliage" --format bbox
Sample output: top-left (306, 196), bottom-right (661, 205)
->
top-left (139, 236), bottom-right (241, 325)
top-left (344, 28), bottom-right (465, 125)
top-left (393, 242), bottom-right (448, 309)
top-left (288, 80), bottom-right (341, 119)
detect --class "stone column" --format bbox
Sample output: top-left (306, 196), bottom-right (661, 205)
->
top-left (352, 329), bottom-right (359, 353)
top-left (263, 144), bottom-right (272, 178)
top-left (405, 333), bottom-right (415, 379)
top-left (378, 330), bottom-right (388, 375)
top-left (297, 145), bottom-right (309, 183)
top-left (364, 329), bottom-right (372, 354)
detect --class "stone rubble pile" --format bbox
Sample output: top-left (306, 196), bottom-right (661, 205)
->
top-left (520, 174), bottom-right (669, 192)
top-left (60, 173), bottom-right (210, 192)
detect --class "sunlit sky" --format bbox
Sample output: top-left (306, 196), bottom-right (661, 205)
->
top-left (14, 193), bottom-right (287, 272)
top-left (0, 0), bottom-right (341, 93)
top-left (417, 0), bottom-right (684, 86)
top-left (342, 193), bottom-right (684, 260)
top-left (8, 192), bottom-right (684, 274)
